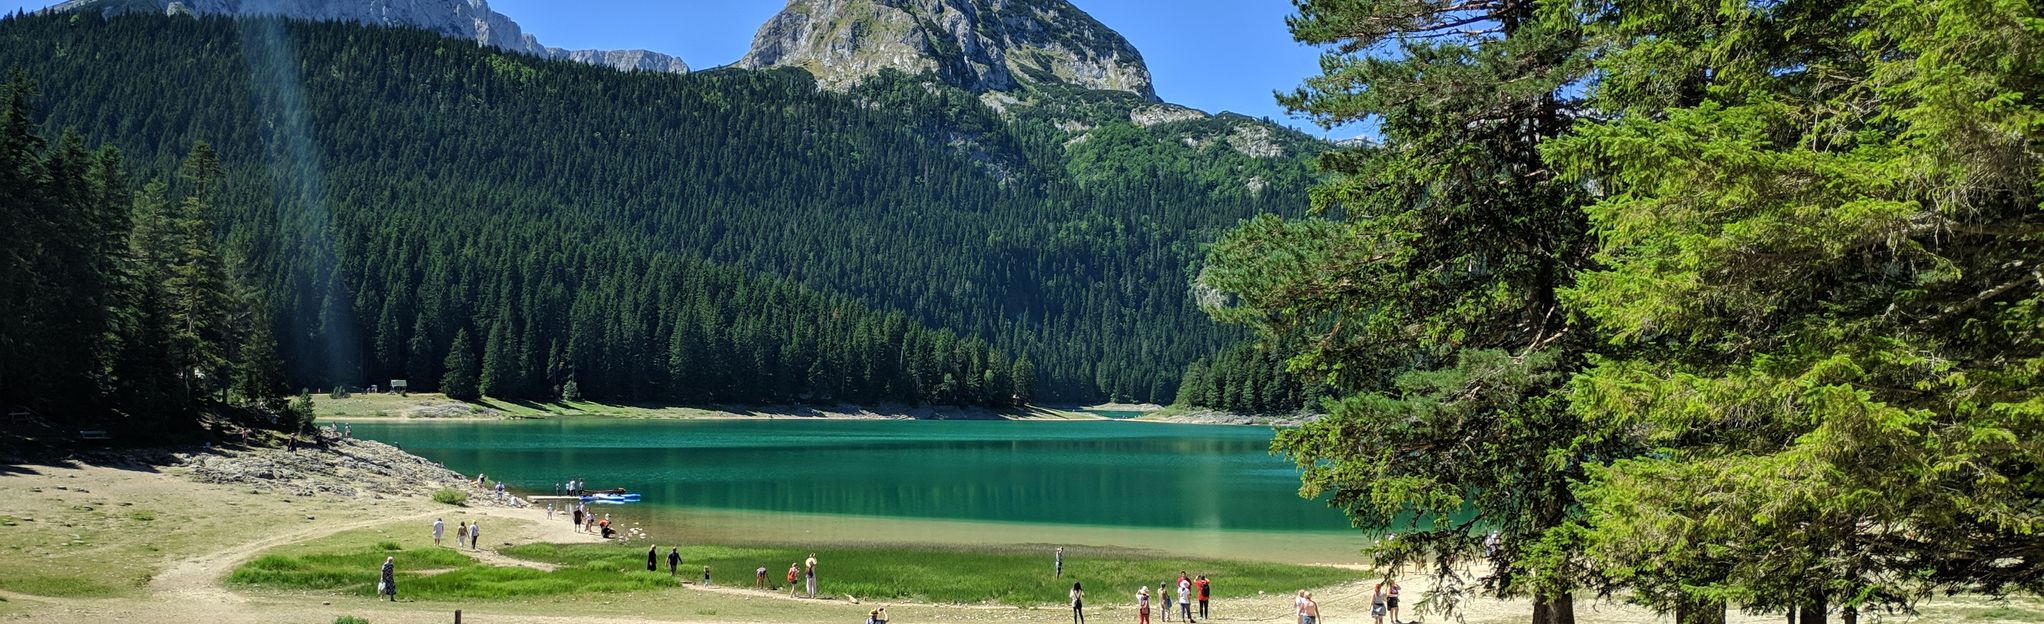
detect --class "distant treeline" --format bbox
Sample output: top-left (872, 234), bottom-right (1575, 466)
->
top-left (0, 12), bottom-right (1317, 404)
top-left (1173, 343), bottom-right (1322, 414)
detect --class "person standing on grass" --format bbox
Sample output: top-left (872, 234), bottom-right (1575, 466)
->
top-left (702, 565), bottom-right (712, 586)
top-left (455, 521), bottom-right (467, 549)
top-left (1177, 575), bottom-right (1193, 622)
top-left (1137, 585), bottom-right (1152, 624)
top-left (1070, 581), bottom-right (1086, 624)
top-left (669, 547), bottom-right (682, 577)
top-left (1300, 591), bottom-right (1320, 624)
top-left (647, 545), bottom-right (659, 572)
top-left (787, 562), bottom-right (800, 596)
top-left (1160, 583), bottom-right (1174, 622)
top-left (756, 565), bottom-right (767, 588)
top-left (379, 556), bottom-right (396, 602)
top-left (804, 552), bottom-right (818, 598)
top-left (1055, 546), bottom-right (1065, 578)
top-left (469, 519), bottom-right (480, 549)
top-left (432, 518), bottom-right (444, 546)
top-left (1295, 590), bottom-right (1307, 624)
top-left (1195, 574), bottom-right (1210, 620)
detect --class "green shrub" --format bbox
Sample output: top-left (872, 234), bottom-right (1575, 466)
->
top-left (431, 488), bottom-right (467, 506)
top-left (335, 616), bottom-right (370, 624)
top-left (375, 541), bottom-right (402, 551)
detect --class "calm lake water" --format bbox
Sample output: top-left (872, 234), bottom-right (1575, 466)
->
top-left (345, 419), bottom-right (1364, 562)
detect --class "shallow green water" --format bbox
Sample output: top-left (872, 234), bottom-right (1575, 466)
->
top-left (347, 419), bottom-right (1361, 560)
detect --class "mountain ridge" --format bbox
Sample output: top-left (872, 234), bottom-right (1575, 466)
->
top-left (739, 0), bottom-right (1156, 100)
top-left (47, 0), bottom-right (691, 73)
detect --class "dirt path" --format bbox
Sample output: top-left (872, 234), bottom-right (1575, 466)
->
top-left (148, 508), bottom-right (446, 604)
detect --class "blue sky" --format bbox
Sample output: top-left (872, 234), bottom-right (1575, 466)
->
top-left (6, 0), bottom-right (1361, 139)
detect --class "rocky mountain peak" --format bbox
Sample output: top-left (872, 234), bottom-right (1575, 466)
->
top-left (738, 0), bottom-right (1156, 100)
top-left (47, 0), bottom-right (689, 74)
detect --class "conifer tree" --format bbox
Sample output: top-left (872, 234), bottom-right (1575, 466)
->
top-left (441, 328), bottom-right (480, 401)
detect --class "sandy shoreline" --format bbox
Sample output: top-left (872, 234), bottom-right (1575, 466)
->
top-left (2, 439), bottom-right (2037, 624)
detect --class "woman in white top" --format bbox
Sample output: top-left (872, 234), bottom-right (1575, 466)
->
top-left (1137, 585), bottom-right (1151, 624)
top-left (1070, 582), bottom-right (1086, 624)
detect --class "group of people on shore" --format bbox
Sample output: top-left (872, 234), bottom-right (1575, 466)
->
top-left (429, 517), bottom-right (481, 550)
top-left (1113, 570), bottom-right (1211, 624)
top-left (568, 502), bottom-right (617, 538)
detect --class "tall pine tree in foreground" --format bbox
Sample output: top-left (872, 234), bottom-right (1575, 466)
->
top-left (1196, 1), bottom-right (1625, 622)
top-left (1552, 0), bottom-right (2044, 621)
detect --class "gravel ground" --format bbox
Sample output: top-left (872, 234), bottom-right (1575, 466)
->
top-left (179, 437), bottom-right (517, 504)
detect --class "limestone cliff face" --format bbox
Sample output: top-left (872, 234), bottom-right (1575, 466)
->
top-left (738, 0), bottom-right (1155, 100)
top-left (50, 0), bottom-right (690, 74)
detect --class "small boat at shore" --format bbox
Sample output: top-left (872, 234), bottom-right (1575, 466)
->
top-left (580, 491), bottom-right (640, 503)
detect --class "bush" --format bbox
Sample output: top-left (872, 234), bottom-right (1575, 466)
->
top-left (431, 488), bottom-right (468, 506)
top-left (375, 541), bottom-right (402, 551)
top-left (335, 616), bottom-right (370, 624)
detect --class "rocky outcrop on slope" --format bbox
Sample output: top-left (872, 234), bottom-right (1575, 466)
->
top-left (50, 0), bottom-right (689, 74)
top-left (179, 437), bottom-right (514, 502)
top-left (739, 0), bottom-right (1153, 99)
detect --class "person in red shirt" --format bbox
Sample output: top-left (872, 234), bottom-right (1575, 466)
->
top-left (1194, 575), bottom-right (1211, 619)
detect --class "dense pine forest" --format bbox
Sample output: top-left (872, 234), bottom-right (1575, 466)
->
top-left (0, 12), bottom-right (1318, 405)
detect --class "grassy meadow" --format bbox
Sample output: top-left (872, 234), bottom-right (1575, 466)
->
top-left (231, 530), bottom-right (1359, 605)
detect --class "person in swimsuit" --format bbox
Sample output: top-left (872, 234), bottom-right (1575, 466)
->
top-left (1300, 591), bottom-right (1320, 624)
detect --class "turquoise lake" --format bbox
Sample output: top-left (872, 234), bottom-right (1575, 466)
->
top-left (345, 419), bottom-right (1365, 562)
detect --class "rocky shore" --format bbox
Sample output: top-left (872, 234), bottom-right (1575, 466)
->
top-left (178, 437), bottom-right (515, 504)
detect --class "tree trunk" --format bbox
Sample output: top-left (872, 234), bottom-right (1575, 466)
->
top-left (1840, 606), bottom-right (1857, 624)
top-left (1675, 597), bottom-right (1726, 624)
top-left (1531, 592), bottom-right (1576, 624)
top-left (1798, 596), bottom-right (1827, 624)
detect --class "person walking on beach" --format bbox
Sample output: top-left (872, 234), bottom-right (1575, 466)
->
top-left (756, 565), bottom-right (767, 588)
top-left (432, 518), bottom-right (444, 546)
top-left (573, 505), bottom-right (584, 529)
top-left (647, 545), bottom-right (659, 572)
top-left (1069, 581), bottom-right (1086, 624)
top-left (787, 562), bottom-right (799, 596)
top-left (379, 556), bottom-right (396, 602)
top-left (1055, 546), bottom-right (1064, 578)
top-left (1379, 578), bottom-right (1402, 624)
top-left (669, 547), bottom-right (682, 577)
top-left (1195, 574), bottom-right (1211, 620)
top-left (1295, 590), bottom-right (1307, 624)
top-left (469, 520), bottom-right (480, 549)
top-left (1137, 585), bottom-right (1152, 624)
top-left (1160, 583), bottom-right (1174, 622)
top-left (1176, 574), bottom-right (1193, 622)
top-left (1299, 591), bottom-right (1320, 624)
top-left (804, 552), bottom-right (818, 598)
top-left (1371, 583), bottom-right (1387, 624)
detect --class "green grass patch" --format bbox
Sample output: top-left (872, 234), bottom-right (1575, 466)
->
top-left (431, 488), bottom-right (467, 506)
top-left (0, 573), bottom-right (124, 598)
top-left (502, 542), bottom-right (1357, 606)
top-left (1963, 605), bottom-right (2044, 621)
top-left (231, 536), bottom-right (1356, 606)
top-left (335, 617), bottom-right (370, 624)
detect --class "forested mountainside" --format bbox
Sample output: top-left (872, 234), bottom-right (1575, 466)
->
top-left (0, 12), bottom-right (1318, 403)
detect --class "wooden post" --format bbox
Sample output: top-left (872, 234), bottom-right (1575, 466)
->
top-left (453, 609), bottom-right (461, 624)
